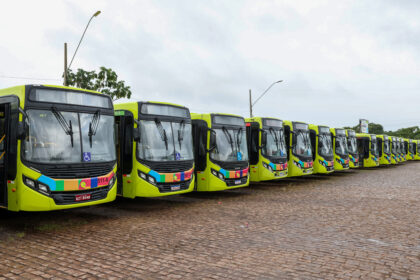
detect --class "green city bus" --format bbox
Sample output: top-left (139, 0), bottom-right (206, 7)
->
top-left (246, 117), bottom-right (288, 182)
top-left (346, 129), bottom-right (359, 168)
top-left (191, 113), bottom-right (249, 191)
top-left (0, 85), bottom-right (117, 211)
top-left (308, 124), bottom-right (334, 174)
top-left (356, 133), bottom-right (379, 168)
top-left (377, 135), bottom-right (392, 165)
top-left (114, 101), bottom-right (195, 198)
top-left (330, 128), bottom-right (350, 171)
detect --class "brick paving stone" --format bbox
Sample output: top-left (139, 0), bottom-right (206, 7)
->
top-left (0, 163), bottom-right (420, 279)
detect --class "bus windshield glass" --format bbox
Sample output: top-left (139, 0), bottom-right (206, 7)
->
top-left (23, 109), bottom-right (116, 163)
top-left (335, 135), bottom-right (348, 156)
top-left (384, 140), bottom-right (390, 154)
top-left (262, 127), bottom-right (287, 158)
top-left (348, 137), bottom-right (357, 154)
top-left (137, 120), bottom-right (193, 161)
top-left (210, 127), bottom-right (248, 162)
top-left (318, 133), bottom-right (333, 157)
top-left (293, 130), bottom-right (312, 157)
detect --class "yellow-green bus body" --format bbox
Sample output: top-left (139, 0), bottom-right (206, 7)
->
top-left (284, 120), bottom-right (313, 177)
top-left (308, 124), bottom-right (334, 174)
top-left (246, 117), bottom-right (288, 182)
top-left (330, 128), bottom-right (350, 171)
top-left (414, 140), bottom-right (420, 160)
top-left (0, 85), bottom-right (117, 211)
top-left (346, 129), bottom-right (360, 168)
top-left (192, 113), bottom-right (249, 191)
top-left (114, 102), bottom-right (195, 197)
top-left (356, 133), bottom-right (379, 168)
top-left (376, 135), bottom-right (392, 165)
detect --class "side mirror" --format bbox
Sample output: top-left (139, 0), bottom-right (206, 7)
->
top-left (261, 130), bottom-right (267, 148)
top-left (208, 129), bottom-right (217, 152)
top-left (133, 126), bottom-right (140, 142)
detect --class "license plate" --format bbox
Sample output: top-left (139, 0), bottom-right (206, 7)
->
top-left (171, 185), bottom-right (181, 191)
top-left (235, 180), bottom-right (241, 185)
top-left (75, 194), bottom-right (91, 201)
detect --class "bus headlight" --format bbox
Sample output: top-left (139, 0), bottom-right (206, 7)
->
top-left (25, 177), bottom-right (36, 188)
top-left (218, 173), bottom-right (224, 180)
top-left (148, 176), bottom-right (156, 185)
top-left (108, 175), bottom-right (115, 188)
top-left (138, 170), bottom-right (157, 185)
top-left (38, 183), bottom-right (50, 195)
top-left (211, 169), bottom-right (225, 181)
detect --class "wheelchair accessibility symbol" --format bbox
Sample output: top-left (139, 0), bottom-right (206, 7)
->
top-left (83, 152), bottom-right (91, 162)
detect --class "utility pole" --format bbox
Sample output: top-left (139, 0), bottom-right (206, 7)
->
top-left (249, 89), bottom-right (253, 118)
top-left (64, 43), bottom-right (68, 86)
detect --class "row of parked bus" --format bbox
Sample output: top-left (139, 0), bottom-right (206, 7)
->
top-left (0, 85), bottom-right (418, 211)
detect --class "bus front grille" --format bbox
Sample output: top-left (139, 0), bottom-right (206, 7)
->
top-left (138, 159), bottom-right (193, 173)
top-left (156, 180), bottom-right (191, 193)
top-left (29, 161), bottom-right (116, 179)
top-left (51, 187), bottom-right (109, 205)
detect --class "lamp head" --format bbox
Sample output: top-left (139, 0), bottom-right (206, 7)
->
top-left (93, 11), bottom-right (101, 17)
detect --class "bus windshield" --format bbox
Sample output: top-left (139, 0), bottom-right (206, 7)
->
top-left (384, 140), bottom-right (390, 154)
top-left (262, 127), bottom-right (287, 158)
top-left (318, 133), bottom-right (333, 157)
top-left (347, 137), bottom-right (357, 154)
top-left (210, 127), bottom-right (248, 162)
top-left (137, 120), bottom-right (193, 161)
top-left (23, 109), bottom-right (116, 163)
top-left (293, 130), bottom-right (312, 157)
top-left (335, 135), bottom-right (348, 156)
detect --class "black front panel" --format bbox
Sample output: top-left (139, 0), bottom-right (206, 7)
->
top-left (139, 159), bottom-right (193, 173)
top-left (246, 122), bottom-right (259, 165)
top-left (192, 119), bottom-right (208, 172)
top-left (51, 186), bottom-right (109, 205)
top-left (156, 180), bottom-right (191, 193)
top-left (0, 103), bottom-right (9, 206)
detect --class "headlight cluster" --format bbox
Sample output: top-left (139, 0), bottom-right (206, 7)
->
top-left (319, 160), bottom-right (328, 167)
top-left (262, 162), bottom-right (274, 172)
top-left (211, 169), bottom-right (225, 181)
top-left (138, 170), bottom-right (157, 185)
top-left (23, 176), bottom-right (50, 195)
top-left (108, 174), bottom-right (116, 188)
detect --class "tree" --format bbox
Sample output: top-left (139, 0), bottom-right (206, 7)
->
top-left (66, 67), bottom-right (132, 101)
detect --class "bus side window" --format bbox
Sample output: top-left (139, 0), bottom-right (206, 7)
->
top-left (309, 129), bottom-right (316, 161)
top-left (364, 139), bottom-right (369, 158)
top-left (378, 139), bottom-right (382, 156)
top-left (122, 115), bottom-right (133, 174)
top-left (192, 120), bottom-right (207, 172)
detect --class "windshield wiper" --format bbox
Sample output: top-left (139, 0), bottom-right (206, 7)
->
top-left (88, 110), bottom-right (101, 148)
top-left (177, 120), bottom-right (185, 150)
top-left (222, 127), bottom-right (235, 153)
top-left (155, 119), bottom-right (168, 150)
top-left (269, 128), bottom-right (280, 150)
top-left (51, 107), bottom-right (74, 147)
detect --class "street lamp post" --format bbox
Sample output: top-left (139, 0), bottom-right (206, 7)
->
top-left (249, 80), bottom-right (283, 118)
top-left (64, 10), bottom-right (101, 86)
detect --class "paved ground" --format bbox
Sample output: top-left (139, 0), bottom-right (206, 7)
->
top-left (0, 162), bottom-right (419, 279)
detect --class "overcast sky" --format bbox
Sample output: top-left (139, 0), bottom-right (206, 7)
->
top-left (1, 0), bottom-right (420, 130)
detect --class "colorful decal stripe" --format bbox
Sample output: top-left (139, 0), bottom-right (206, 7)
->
top-left (323, 160), bottom-right (333, 167)
top-left (148, 168), bottom-right (194, 183)
top-left (37, 171), bottom-right (115, 191)
top-left (268, 162), bottom-right (288, 171)
top-left (298, 161), bottom-right (313, 168)
top-left (219, 167), bottom-right (249, 179)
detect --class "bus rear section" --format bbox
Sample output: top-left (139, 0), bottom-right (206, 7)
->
top-left (356, 133), bottom-right (379, 168)
top-left (309, 124), bottom-right (334, 174)
top-left (114, 101), bottom-right (195, 198)
top-left (346, 129), bottom-right (359, 168)
top-left (284, 121), bottom-right (313, 177)
top-left (0, 85), bottom-right (117, 211)
top-left (192, 113), bottom-right (249, 191)
top-left (331, 128), bottom-right (349, 171)
top-left (377, 135), bottom-right (392, 165)
top-left (246, 117), bottom-right (288, 182)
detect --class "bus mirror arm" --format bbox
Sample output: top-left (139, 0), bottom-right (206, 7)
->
top-left (17, 108), bottom-right (28, 140)
top-left (208, 129), bottom-right (217, 152)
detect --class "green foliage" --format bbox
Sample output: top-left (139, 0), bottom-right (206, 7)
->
top-left (346, 122), bottom-right (420, 139)
top-left (66, 67), bottom-right (132, 101)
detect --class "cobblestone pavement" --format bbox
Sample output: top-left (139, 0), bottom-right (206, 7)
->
top-left (0, 163), bottom-right (420, 279)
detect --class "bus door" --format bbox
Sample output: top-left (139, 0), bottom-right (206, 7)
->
top-left (115, 111), bottom-right (133, 195)
top-left (0, 103), bottom-right (9, 207)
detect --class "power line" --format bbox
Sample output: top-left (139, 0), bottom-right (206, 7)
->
top-left (0, 75), bottom-right (61, 81)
